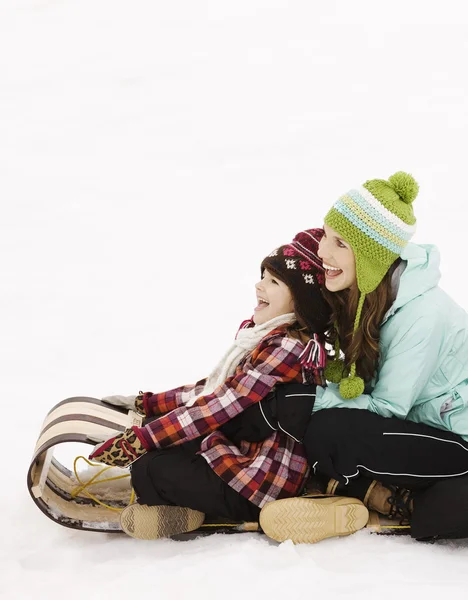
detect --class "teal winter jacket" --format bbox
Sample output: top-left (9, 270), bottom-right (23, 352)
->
top-left (314, 242), bottom-right (468, 441)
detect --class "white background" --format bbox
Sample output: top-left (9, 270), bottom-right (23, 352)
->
top-left (2, 1), bottom-right (468, 598)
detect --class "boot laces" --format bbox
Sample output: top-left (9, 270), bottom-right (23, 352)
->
top-left (387, 487), bottom-right (413, 525)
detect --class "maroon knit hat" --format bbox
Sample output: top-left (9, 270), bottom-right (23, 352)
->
top-left (261, 228), bottom-right (330, 337)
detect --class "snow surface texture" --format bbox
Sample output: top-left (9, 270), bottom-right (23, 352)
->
top-left (3, 1), bottom-right (468, 598)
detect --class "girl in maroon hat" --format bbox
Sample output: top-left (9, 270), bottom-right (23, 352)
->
top-left (89, 229), bottom-right (367, 541)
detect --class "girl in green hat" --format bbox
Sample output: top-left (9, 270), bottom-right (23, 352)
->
top-left (259, 171), bottom-right (468, 544)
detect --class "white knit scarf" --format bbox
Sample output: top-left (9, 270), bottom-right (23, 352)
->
top-left (185, 313), bottom-right (296, 406)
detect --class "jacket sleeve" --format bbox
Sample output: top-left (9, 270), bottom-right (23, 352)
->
top-left (134, 336), bottom-right (303, 450)
top-left (313, 314), bottom-right (445, 419)
top-left (143, 378), bottom-right (207, 417)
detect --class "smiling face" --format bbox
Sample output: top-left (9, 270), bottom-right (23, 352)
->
top-left (253, 268), bottom-right (295, 325)
top-left (318, 224), bottom-right (357, 292)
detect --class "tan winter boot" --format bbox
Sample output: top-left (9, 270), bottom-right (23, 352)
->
top-left (327, 478), bottom-right (413, 523)
top-left (120, 504), bottom-right (205, 540)
top-left (365, 481), bottom-right (413, 522)
top-left (259, 495), bottom-right (369, 544)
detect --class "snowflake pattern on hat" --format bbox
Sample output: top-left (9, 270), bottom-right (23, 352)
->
top-left (260, 228), bottom-right (330, 341)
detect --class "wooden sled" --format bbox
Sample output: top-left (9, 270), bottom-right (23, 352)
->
top-left (27, 397), bottom-right (411, 537)
top-left (27, 397), bottom-right (143, 532)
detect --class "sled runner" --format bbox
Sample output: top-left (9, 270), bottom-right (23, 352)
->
top-left (27, 397), bottom-right (143, 532)
top-left (27, 398), bottom-right (411, 537)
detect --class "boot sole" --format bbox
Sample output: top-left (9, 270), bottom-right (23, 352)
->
top-left (260, 496), bottom-right (369, 544)
top-left (120, 505), bottom-right (205, 540)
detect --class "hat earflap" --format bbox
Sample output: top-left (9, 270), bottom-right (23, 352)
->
top-left (338, 293), bottom-right (366, 399)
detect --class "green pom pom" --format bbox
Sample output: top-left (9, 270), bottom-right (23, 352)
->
top-left (388, 171), bottom-right (419, 205)
top-left (339, 375), bottom-right (365, 399)
top-left (324, 359), bottom-right (347, 383)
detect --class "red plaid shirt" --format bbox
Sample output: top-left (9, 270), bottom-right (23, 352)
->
top-left (134, 327), bottom-right (310, 507)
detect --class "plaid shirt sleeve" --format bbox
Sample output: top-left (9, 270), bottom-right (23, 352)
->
top-left (142, 378), bottom-right (208, 417)
top-left (134, 332), bottom-right (304, 450)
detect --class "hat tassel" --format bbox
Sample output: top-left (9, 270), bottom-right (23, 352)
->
top-left (299, 334), bottom-right (326, 372)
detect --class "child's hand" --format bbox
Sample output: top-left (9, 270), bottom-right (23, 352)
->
top-left (88, 428), bottom-right (147, 467)
top-left (101, 393), bottom-right (145, 415)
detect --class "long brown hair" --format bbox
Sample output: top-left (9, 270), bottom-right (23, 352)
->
top-left (322, 259), bottom-right (401, 383)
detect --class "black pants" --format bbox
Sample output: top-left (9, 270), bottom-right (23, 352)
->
top-left (305, 409), bottom-right (468, 539)
top-left (130, 440), bottom-right (260, 523)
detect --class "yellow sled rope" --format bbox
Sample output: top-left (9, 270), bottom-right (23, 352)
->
top-left (71, 456), bottom-right (135, 511)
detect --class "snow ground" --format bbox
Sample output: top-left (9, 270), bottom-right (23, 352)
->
top-left (3, 1), bottom-right (468, 598)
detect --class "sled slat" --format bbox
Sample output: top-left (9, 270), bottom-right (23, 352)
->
top-left (34, 420), bottom-right (123, 456)
top-left (31, 447), bottom-right (54, 499)
top-left (42, 401), bottom-right (134, 430)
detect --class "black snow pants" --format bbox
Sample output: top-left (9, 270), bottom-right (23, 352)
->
top-left (130, 439), bottom-right (260, 523)
top-left (131, 382), bottom-right (315, 524)
top-left (304, 408), bottom-right (468, 540)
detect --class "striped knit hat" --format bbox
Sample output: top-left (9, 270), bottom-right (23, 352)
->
top-left (324, 171), bottom-right (419, 399)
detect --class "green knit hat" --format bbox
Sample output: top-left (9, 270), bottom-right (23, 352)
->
top-left (323, 171), bottom-right (419, 399)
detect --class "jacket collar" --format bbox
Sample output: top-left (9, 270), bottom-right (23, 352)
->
top-left (381, 243), bottom-right (441, 326)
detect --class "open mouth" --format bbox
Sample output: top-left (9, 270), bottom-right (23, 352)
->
top-left (323, 263), bottom-right (343, 279)
top-left (254, 296), bottom-right (269, 312)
